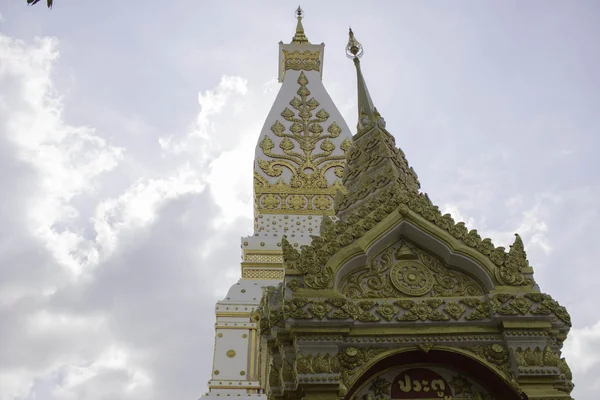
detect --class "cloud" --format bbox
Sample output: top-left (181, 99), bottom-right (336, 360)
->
top-left (0, 31), bottom-right (251, 400)
top-left (157, 74), bottom-right (279, 224)
top-left (0, 33), bottom-right (124, 279)
top-left (92, 164), bottom-right (205, 257)
top-left (564, 321), bottom-right (600, 393)
top-left (158, 75), bottom-right (249, 160)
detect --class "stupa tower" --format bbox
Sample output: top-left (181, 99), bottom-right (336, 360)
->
top-left (202, 8), bottom-right (352, 399)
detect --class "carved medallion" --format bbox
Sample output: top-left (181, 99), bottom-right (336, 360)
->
top-left (390, 261), bottom-right (434, 296)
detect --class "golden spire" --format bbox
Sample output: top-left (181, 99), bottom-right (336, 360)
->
top-left (291, 6), bottom-right (309, 44)
top-left (346, 28), bottom-right (377, 127)
top-left (335, 27), bottom-right (420, 219)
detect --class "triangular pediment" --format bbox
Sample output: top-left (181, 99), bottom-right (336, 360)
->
top-left (338, 239), bottom-right (486, 299)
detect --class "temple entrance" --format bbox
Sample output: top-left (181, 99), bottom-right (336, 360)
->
top-left (346, 350), bottom-right (524, 400)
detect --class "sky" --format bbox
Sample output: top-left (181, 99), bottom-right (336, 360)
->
top-left (0, 1), bottom-right (598, 399)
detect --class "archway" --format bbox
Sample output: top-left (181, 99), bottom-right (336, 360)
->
top-left (346, 349), bottom-right (524, 400)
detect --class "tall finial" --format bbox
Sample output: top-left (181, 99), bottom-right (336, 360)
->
top-left (346, 28), bottom-right (378, 133)
top-left (345, 28), bottom-right (363, 59)
top-left (292, 6), bottom-right (309, 44)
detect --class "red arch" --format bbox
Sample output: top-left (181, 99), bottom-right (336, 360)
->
top-left (346, 349), bottom-right (525, 400)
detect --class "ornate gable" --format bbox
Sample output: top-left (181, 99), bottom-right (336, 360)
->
top-left (256, 28), bottom-right (574, 400)
top-left (339, 240), bottom-right (485, 299)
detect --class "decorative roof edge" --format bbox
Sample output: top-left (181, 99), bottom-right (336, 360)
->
top-left (282, 185), bottom-right (535, 291)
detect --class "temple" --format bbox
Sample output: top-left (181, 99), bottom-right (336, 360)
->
top-left (201, 8), bottom-right (574, 400)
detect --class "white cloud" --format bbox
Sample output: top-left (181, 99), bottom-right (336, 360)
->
top-left (0, 32), bottom-right (242, 400)
top-left (564, 321), bottom-right (600, 374)
top-left (93, 163), bottom-right (205, 257)
top-left (563, 321), bottom-right (600, 395)
top-left (49, 346), bottom-right (152, 400)
top-left (158, 75), bottom-right (248, 159)
top-left (0, 33), bottom-right (123, 278)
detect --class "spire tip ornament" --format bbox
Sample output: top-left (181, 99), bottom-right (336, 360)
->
top-left (291, 6), bottom-right (309, 44)
top-left (346, 27), bottom-right (363, 59)
top-left (346, 27), bottom-right (380, 134)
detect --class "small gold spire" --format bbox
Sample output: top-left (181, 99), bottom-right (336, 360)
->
top-left (346, 28), bottom-right (377, 125)
top-left (291, 6), bottom-right (309, 44)
top-left (345, 27), bottom-right (363, 59)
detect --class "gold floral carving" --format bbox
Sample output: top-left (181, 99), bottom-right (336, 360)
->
top-left (460, 298), bottom-right (491, 321)
top-left (396, 299), bottom-right (449, 321)
top-left (283, 50), bottom-right (321, 72)
top-left (307, 299), bottom-right (332, 320)
top-left (286, 278), bottom-right (302, 292)
top-left (257, 285), bottom-right (567, 328)
top-left (513, 346), bottom-right (560, 368)
top-left (491, 293), bottom-right (572, 326)
top-left (295, 352), bottom-right (340, 374)
top-left (491, 294), bottom-right (532, 315)
top-left (339, 347), bottom-right (387, 390)
top-left (375, 301), bottom-right (398, 321)
top-left (444, 301), bottom-right (466, 320)
top-left (462, 344), bottom-right (511, 378)
top-left (340, 243), bottom-right (484, 298)
top-left (255, 71), bottom-right (350, 215)
top-left (283, 297), bottom-right (312, 319)
top-left (329, 299), bottom-right (379, 322)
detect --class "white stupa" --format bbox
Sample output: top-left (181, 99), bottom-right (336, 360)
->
top-left (201, 8), bottom-right (352, 399)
